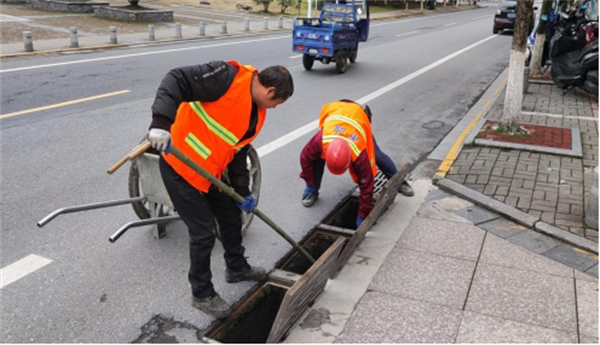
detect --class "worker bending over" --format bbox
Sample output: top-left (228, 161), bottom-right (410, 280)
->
top-left (300, 100), bottom-right (413, 228)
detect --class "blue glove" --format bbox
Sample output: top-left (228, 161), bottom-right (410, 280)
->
top-left (302, 184), bottom-right (318, 200)
top-left (237, 195), bottom-right (256, 213)
top-left (356, 216), bottom-right (364, 228)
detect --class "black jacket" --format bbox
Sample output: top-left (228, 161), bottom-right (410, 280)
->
top-left (150, 60), bottom-right (257, 197)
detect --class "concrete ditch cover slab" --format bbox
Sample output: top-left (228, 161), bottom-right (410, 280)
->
top-left (454, 205), bottom-right (500, 225)
top-left (477, 218), bottom-right (528, 239)
top-left (542, 245), bottom-right (599, 273)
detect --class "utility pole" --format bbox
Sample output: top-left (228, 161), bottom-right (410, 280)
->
top-left (502, 0), bottom-right (534, 131)
top-left (530, 0), bottom-right (553, 76)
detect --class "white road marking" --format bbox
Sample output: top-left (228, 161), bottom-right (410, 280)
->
top-left (0, 35), bottom-right (288, 73)
top-left (257, 34), bottom-right (498, 158)
top-left (396, 30), bottom-right (420, 37)
top-left (371, 8), bottom-right (487, 27)
top-left (443, 22), bottom-right (457, 27)
top-left (289, 54), bottom-right (303, 59)
top-left (472, 14), bottom-right (492, 20)
top-left (1, 254), bottom-right (52, 289)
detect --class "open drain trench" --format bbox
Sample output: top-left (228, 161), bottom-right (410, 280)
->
top-left (203, 166), bottom-right (408, 343)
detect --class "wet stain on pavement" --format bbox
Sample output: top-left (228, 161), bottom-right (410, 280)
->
top-left (300, 308), bottom-right (331, 329)
top-left (422, 121), bottom-right (445, 130)
top-left (133, 315), bottom-right (202, 343)
top-left (99, 294), bottom-right (107, 303)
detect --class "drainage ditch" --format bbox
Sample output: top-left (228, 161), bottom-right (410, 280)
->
top-left (204, 195), bottom-right (378, 343)
top-left (277, 231), bottom-right (345, 275)
top-left (322, 197), bottom-right (360, 230)
top-left (206, 283), bottom-right (287, 343)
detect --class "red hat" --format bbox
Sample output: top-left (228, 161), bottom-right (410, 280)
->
top-left (326, 139), bottom-right (351, 175)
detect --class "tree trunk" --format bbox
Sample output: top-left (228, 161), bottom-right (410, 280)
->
top-left (502, 0), bottom-right (533, 132)
top-left (530, 0), bottom-right (552, 75)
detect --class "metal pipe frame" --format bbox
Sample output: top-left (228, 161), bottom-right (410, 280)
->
top-left (109, 215), bottom-right (181, 243)
top-left (37, 197), bottom-right (146, 228)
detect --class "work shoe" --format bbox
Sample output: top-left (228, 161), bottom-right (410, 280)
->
top-left (399, 181), bottom-right (414, 197)
top-left (225, 265), bottom-right (267, 283)
top-left (302, 193), bottom-right (318, 207)
top-left (191, 293), bottom-right (231, 319)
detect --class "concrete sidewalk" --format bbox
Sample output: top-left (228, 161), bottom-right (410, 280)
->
top-left (0, 2), bottom-right (479, 57)
top-left (284, 180), bottom-right (598, 343)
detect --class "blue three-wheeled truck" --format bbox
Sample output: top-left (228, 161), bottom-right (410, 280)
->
top-left (292, 1), bottom-right (370, 74)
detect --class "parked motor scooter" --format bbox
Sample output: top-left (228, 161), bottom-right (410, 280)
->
top-left (549, 1), bottom-right (598, 95)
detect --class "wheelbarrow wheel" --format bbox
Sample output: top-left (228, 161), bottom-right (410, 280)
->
top-left (336, 49), bottom-right (348, 74)
top-left (214, 145), bottom-right (261, 240)
top-left (128, 140), bottom-right (261, 240)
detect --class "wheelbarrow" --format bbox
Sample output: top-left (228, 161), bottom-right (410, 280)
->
top-left (37, 141), bottom-right (262, 243)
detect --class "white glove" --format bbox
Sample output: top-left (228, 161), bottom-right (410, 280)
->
top-left (148, 128), bottom-right (172, 153)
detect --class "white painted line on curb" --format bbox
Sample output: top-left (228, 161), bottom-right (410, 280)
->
top-left (522, 111), bottom-right (599, 121)
top-left (1, 254), bottom-right (53, 289)
top-left (257, 34), bottom-right (498, 158)
top-left (443, 22), bottom-right (457, 27)
top-left (0, 35), bottom-right (288, 73)
top-left (396, 30), bottom-right (420, 37)
top-left (289, 54), bottom-right (303, 59)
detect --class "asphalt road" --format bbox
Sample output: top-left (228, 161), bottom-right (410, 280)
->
top-left (1, 3), bottom-right (513, 342)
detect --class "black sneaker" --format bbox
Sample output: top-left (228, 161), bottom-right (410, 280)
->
top-left (191, 293), bottom-right (231, 319)
top-left (225, 265), bottom-right (267, 283)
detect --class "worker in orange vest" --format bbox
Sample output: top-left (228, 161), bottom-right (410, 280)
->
top-left (300, 100), bottom-right (413, 227)
top-left (147, 60), bottom-right (294, 319)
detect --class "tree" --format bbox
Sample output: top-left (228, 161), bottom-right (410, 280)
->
top-left (254, 0), bottom-right (274, 12)
top-left (502, 0), bottom-right (534, 132)
top-left (530, 0), bottom-right (552, 76)
top-left (278, 0), bottom-right (297, 13)
top-left (128, 0), bottom-right (140, 6)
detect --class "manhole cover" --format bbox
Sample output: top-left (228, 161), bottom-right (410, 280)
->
top-left (422, 121), bottom-right (445, 129)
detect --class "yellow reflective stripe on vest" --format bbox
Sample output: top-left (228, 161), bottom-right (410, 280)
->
top-left (324, 115), bottom-right (367, 142)
top-left (185, 133), bottom-right (212, 159)
top-left (190, 101), bottom-right (239, 146)
top-left (323, 135), bottom-right (361, 157)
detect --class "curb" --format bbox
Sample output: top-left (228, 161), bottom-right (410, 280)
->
top-left (0, 28), bottom-right (289, 59)
top-left (1, 6), bottom-right (481, 59)
top-left (435, 178), bottom-right (599, 254)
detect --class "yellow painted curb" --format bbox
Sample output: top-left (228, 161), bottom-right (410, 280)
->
top-left (435, 77), bottom-right (508, 177)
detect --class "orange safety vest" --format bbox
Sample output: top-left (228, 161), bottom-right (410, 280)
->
top-left (319, 101), bottom-right (377, 183)
top-left (163, 61), bottom-right (266, 192)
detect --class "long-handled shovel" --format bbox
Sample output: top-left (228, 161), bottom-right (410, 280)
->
top-left (109, 140), bottom-right (315, 264)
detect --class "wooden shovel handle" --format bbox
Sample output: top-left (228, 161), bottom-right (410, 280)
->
top-left (107, 140), bottom-right (152, 175)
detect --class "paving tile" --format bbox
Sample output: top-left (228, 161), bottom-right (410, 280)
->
top-left (576, 279), bottom-right (599, 338)
top-left (465, 264), bottom-right (577, 333)
top-left (453, 205), bottom-right (500, 225)
top-left (580, 336), bottom-right (600, 344)
top-left (455, 311), bottom-right (578, 343)
top-left (335, 291), bottom-right (463, 343)
top-left (423, 188), bottom-right (453, 203)
top-left (575, 267), bottom-right (599, 282)
top-left (369, 249), bottom-right (476, 309)
top-left (397, 217), bottom-right (485, 261)
top-left (477, 218), bottom-right (527, 239)
top-left (480, 233), bottom-right (573, 278)
top-left (585, 264), bottom-right (599, 278)
top-left (542, 245), bottom-right (598, 272)
top-left (507, 230), bottom-right (560, 254)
